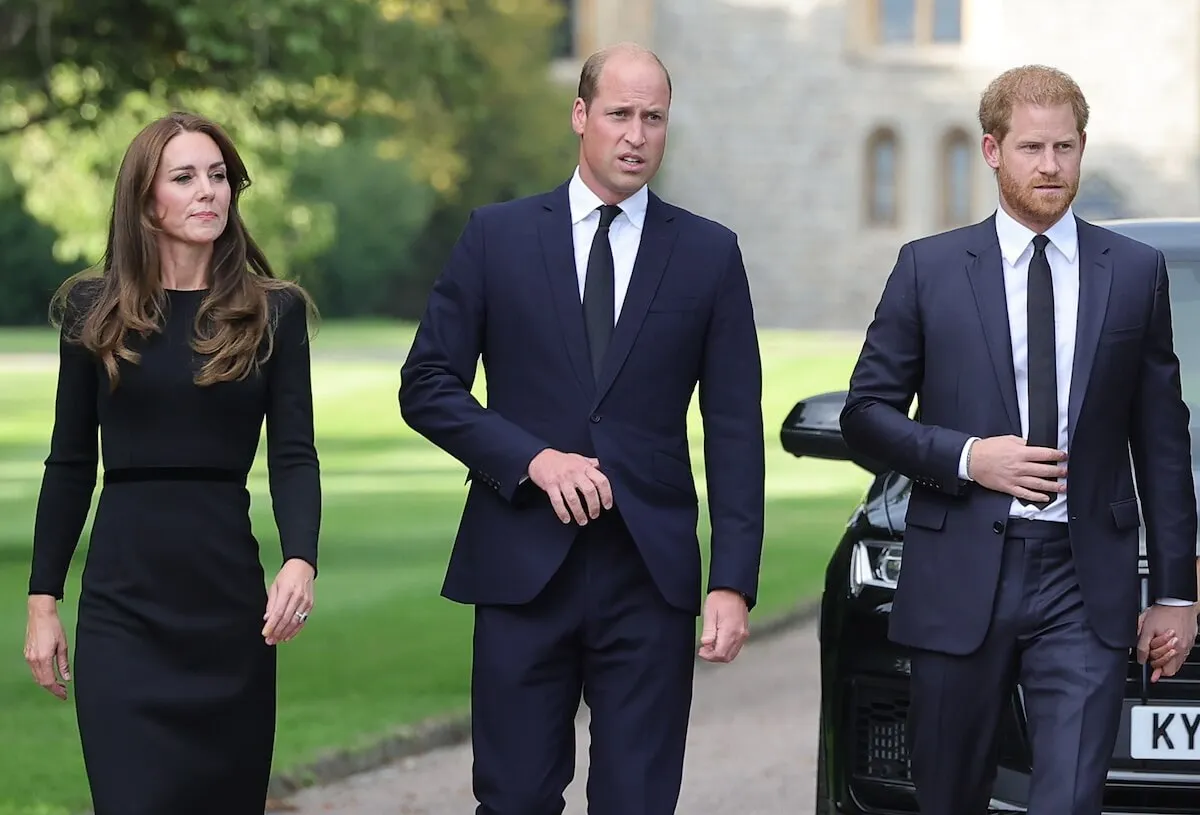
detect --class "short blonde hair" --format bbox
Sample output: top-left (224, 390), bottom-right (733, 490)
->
top-left (978, 65), bottom-right (1089, 142)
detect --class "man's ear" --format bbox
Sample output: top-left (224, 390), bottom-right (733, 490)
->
top-left (571, 98), bottom-right (587, 138)
top-left (981, 133), bottom-right (1001, 171)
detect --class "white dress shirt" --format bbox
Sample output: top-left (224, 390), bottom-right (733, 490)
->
top-left (957, 205), bottom-right (1077, 523)
top-left (956, 205), bottom-right (1189, 606)
top-left (516, 169), bottom-right (650, 489)
top-left (567, 167), bottom-right (648, 318)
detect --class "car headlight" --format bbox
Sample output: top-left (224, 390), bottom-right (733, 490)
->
top-left (850, 539), bottom-right (902, 595)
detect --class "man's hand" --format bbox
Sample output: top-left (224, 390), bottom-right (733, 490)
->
top-left (528, 449), bottom-right (612, 525)
top-left (1140, 607), bottom-right (1179, 682)
top-left (1138, 603), bottom-right (1198, 681)
top-left (967, 435), bottom-right (1067, 503)
top-left (698, 589), bottom-right (749, 664)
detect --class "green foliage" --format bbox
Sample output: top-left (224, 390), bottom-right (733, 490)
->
top-left (389, 0), bottom-right (580, 314)
top-left (0, 162), bottom-right (76, 325)
top-left (2, 87), bottom-right (340, 274)
top-left (0, 0), bottom-right (382, 135)
top-left (0, 0), bottom-right (580, 319)
top-left (290, 137), bottom-right (437, 316)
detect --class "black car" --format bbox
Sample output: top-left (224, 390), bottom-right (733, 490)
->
top-left (783, 218), bottom-right (1200, 814)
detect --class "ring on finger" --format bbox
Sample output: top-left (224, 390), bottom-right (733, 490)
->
top-left (295, 610), bottom-right (309, 623)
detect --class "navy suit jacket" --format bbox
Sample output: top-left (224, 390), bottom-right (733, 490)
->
top-left (399, 180), bottom-right (765, 615)
top-left (841, 214), bottom-right (1198, 655)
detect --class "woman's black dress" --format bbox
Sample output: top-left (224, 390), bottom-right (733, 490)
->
top-left (28, 286), bottom-right (321, 815)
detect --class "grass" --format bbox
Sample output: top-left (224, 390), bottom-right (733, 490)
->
top-left (0, 320), bottom-right (868, 814)
top-left (0, 327), bottom-right (60, 356)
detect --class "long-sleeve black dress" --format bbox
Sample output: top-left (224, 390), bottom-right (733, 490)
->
top-left (28, 284), bottom-right (321, 815)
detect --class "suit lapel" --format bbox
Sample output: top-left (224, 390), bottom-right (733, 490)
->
top-left (966, 216), bottom-right (1022, 434)
top-left (537, 182), bottom-right (594, 394)
top-left (1068, 219), bottom-right (1113, 432)
top-left (594, 192), bottom-right (679, 403)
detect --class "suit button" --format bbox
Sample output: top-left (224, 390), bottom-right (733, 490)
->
top-left (993, 521), bottom-right (1005, 534)
top-left (590, 414), bottom-right (601, 423)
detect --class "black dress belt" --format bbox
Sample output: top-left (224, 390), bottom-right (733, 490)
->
top-left (103, 466), bottom-right (248, 485)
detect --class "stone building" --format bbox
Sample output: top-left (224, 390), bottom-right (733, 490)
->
top-left (549, 0), bottom-right (1200, 329)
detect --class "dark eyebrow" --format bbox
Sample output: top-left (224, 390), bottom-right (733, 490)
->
top-left (167, 161), bottom-right (226, 173)
top-left (605, 104), bottom-right (666, 116)
top-left (1017, 137), bottom-right (1077, 146)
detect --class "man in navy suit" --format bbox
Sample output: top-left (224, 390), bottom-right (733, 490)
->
top-left (841, 65), bottom-right (1199, 815)
top-left (399, 42), bottom-right (764, 815)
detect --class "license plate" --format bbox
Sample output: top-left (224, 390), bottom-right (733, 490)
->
top-left (1130, 705), bottom-right (1200, 759)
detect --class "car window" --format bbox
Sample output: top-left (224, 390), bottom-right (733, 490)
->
top-left (1167, 258), bottom-right (1200, 408)
top-left (1164, 258), bottom-right (1200, 556)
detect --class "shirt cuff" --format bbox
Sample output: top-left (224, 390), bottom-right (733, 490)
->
top-left (1156, 597), bottom-right (1194, 606)
top-left (957, 437), bottom-right (980, 481)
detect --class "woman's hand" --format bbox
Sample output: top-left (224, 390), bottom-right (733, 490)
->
top-left (25, 596), bottom-right (71, 700)
top-left (263, 558), bottom-right (315, 645)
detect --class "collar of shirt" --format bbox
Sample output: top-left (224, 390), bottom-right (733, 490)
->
top-left (567, 166), bottom-right (649, 231)
top-left (995, 202), bottom-right (1078, 266)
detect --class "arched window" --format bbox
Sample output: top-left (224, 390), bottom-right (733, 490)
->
top-left (941, 128), bottom-right (973, 227)
top-left (866, 127), bottom-right (900, 226)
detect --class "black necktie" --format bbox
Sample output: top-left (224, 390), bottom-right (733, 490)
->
top-left (1024, 234), bottom-right (1057, 509)
top-left (583, 204), bottom-right (621, 378)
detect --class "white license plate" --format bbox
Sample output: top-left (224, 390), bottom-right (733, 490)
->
top-left (1130, 705), bottom-right (1200, 759)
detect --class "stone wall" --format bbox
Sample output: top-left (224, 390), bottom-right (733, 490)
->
top-left (645, 0), bottom-right (1200, 330)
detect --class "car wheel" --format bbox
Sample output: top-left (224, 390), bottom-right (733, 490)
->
top-left (816, 711), bottom-right (832, 815)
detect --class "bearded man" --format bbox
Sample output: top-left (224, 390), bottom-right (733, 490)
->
top-left (839, 64), bottom-right (1198, 815)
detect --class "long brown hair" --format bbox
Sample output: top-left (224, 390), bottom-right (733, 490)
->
top-left (51, 111), bottom-right (316, 389)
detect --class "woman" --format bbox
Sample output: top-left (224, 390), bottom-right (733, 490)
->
top-left (23, 111), bottom-right (321, 814)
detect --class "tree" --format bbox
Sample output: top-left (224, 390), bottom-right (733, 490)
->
top-left (289, 135), bottom-right (436, 317)
top-left (2, 88), bottom-right (339, 273)
top-left (0, 0), bottom-right (574, 152)
top-left (0, 0), bottom-right (381, 136)
top-left (378, 0), bottom-right (580, 314)
top-left (0, 159), bottom-right (77, 324)
top-left (0, 0), bottom-right (578, 317)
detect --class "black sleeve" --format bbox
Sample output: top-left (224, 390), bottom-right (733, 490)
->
top-left (265, 291), bottom-right (322, 572)
top-left (29, 292), bottom-right (100, 599)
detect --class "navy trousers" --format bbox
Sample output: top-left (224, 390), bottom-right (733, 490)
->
top-left (470, 510), bottom-right (697, 815)
top-left (906, 518), bottom-right (1128, 815)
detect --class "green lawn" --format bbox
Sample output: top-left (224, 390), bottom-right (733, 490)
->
top-left (0, 321), bottom-right (868, 815)
top-left (0, 327), bottom-right (60, 355)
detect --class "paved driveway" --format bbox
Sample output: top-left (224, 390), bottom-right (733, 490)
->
top-left (282, 620), bottom-right (821, 814)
